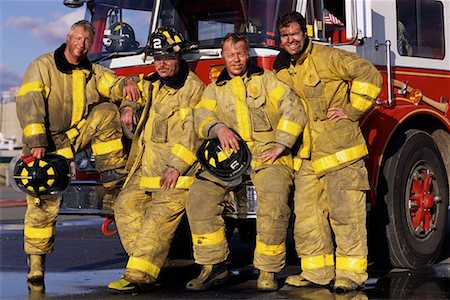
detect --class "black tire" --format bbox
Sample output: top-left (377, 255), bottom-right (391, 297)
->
top-left (376, 129), bottom-right (449, 268)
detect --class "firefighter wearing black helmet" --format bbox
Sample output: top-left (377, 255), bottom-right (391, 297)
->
top-left (16, 20), bottom-right (140, 288)
top-left (186, 33), bottom-right (307, 292)
top-left (107, 27), bottom-right (204, 293)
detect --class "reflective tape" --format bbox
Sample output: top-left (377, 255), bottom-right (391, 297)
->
top-left (179, 108), bottom-right (189, 121)
top-left (277, 118), bottom-right (302, 136)
top-left (195, 98), bottom-right (218, 112)
top-left (18, 81), bottom-right (50, 98)
top-left (268, 84), bottom-right (286, 106)
top-left (192, 227), bottom-right (226, 246)
top-left (231, 78), bottom-right (251, 141)
top-left (55, 147), bottom-right (74, 159)
top-left (301, 254), bottom-right (334, 270)
top-left (24, 225), bottom-right (55, 239)
top-left (91, 139), bottom-right (123, 156)
top-left (171, 143), bottom-right (196, 165)
top-left (351, 81), bottom-right (381, 99)
top-left (126, 256), bottom-right (160, 279)
top-left (23, 123), bottom-right (46, 137)
top-left (71, 70), bottom-right (86, 127)
top-left (255, 239), bottom-right (286, 256)
top-left (197, 116), bottom-right (216, 139)
top-left (312, 143), bottom-right (368, 174)
top-left (140, 176), bottom-right (194, 189)
top-left (97, 72), bottom-right (116, 98)
top-left (336, 256), bottom-right (367, 272)
top-left (350, 93), bottom-right (373, 112)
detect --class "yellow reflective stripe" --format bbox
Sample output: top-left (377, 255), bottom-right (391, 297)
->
top-left (54, 147), bottom-right (74, 159)
top-left (352, 81), bottom-right (381, 99)
top-left (255, 238), bottom-right (286, 256)
top-left (126, 256), bottom-right (160, 279)
top-left (268, 84), bottom-right (285, 107)
top-left (18, 81), bottom-right (50, 98)
top-left (277, 118), bottom-right (302, 136)
top-left (91, 139), bottom-right (123, 156)
top-left (65, 118), bottom-right (86, 140)
top-left (97, 72), bottom-right (116, 98)
top-left (179, 108), bottom-right (189, 121)
top-left (23, 123), bottom-right (46, 137)
top-left (24, 225), bottom-right (55, 239)
top-left (312, 143), bottom-right (368, 174)
top-left (192, 227), bottom-right (226, 246)
top-left (231, 78), bottom-right (251, 141)
top-left (251, 155), bottom-right (293, 169)
top-left (71, 70), bottom-right (85, 127)
top-left (195, 98), bottom-right (218, 112)
top-left (293, 157), bottom-right (302, 172)
top-left (197, 116), bottom-right (216, 139)
top-left (171, 143), bottom-right (196, 165)
top-left (140, 176), bottom-right (194, 189)
top-left (301, 254), bottom-right (335, 270)
top-left (336, 257), bottom-right (367, 272)
top-left (350, 93), bottom-right (373, 112)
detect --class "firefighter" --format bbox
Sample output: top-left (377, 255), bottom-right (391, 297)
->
top-left (107, 27), bottom-right (205, 293)
top-left (186, 33), bottom-right (307, 292)
top-left (273, 12), bottom-right (383, 291)
top-left (16, 20), bottom-right (140, 287)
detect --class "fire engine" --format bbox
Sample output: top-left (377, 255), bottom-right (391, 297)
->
top-left (60, 0), bottom-right (450, 269)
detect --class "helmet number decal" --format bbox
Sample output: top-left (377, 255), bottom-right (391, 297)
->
top-left (153, 38), bottom-right (162, 49)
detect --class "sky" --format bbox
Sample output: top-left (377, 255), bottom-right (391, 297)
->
top-left (1, 0), bottom-right (85, 94)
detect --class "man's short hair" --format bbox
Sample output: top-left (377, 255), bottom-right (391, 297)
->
top-left (221, 33), bottom-right (250, 52)
top-left (69, 20), bottom-right (96, 38)
top-left (277, 12), bottom-right (307, 33)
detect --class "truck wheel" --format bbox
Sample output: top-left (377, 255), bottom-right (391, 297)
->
top-left (378, 129), bottom-right (449, 268)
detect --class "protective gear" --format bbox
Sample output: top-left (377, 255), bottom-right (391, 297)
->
top-left (11, 154), bottom-right (70, 197)
top-left (334, 277), bottom-right (360, 292)
top-left (257, 271), bottom-right (278, 291)
top-left (112, 59), bottom-right (204, 286)
top-left (108, 277), bottom-right (139, 293)
top-left (100, 168), bottom-right (127, 187)
top-left (186, 262), bottom-right (229, 291)
top-left (27, 254), bottom-right (45, 285)
top-left (285, 274), bottom-right (317, 287)
top-left (103, 22), bottom-right (139, 53)
top-left (145, 27), bottom-right (195, 58)
top-left (196, 131), bottom-right (251, 181)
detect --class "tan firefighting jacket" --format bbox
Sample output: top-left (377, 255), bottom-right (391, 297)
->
top-left (16, 44), bottom-right (130, 157)
top-left (195, 61), bottom-right (307, 170)
top-left (274, 40), bottom-right (383, 175)
top-left (123, 60), bottom-right (204, 190)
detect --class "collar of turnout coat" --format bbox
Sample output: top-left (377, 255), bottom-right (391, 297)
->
top-left (54, 43), bottom-right (93, 74)
top-left (215, 60), bottom-right (264, 86)
top-left (273, 37), bottom-right (311, 72)
top-left (144, 59), bottom-right (190, 89)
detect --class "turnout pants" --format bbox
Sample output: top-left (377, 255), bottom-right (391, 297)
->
top-left (293, 159), bottom-right (369, 285)
top-left (187, 165), bottom-right (293, 273)
top-left (114, 169), bottom-right (187, 283)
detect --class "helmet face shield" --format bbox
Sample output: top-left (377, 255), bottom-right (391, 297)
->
top-left (10, 154), bottom-right (71, 197)
top-left (197, 132), bottom-right (252, 181)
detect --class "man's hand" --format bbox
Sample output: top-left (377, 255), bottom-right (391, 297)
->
top-left (30, 147), bottom-right (46, 159)
top-left (120, 106), bottom-right (136, 133)
top-left (327, 107), bottom-right (348, 122)
top-left (259, 144), bottom-right (285, 164)
top-left (122, 79), bottom-right (140, 101)
top-left (160, 167), bottom-right (180, 190)
top-left (217, 127), bottom-right (240, 153)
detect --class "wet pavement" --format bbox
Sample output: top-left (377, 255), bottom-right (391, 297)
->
top-left (1, 185), bottom-right (450, 299)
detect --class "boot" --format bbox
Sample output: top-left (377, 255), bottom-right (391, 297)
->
top-left (257, 271), bottom-right (278, 291)
top-left (285, 274), bottom-right (316, 287)
top-left (108, 277), bottom-right (139, 294)
top-left (186, 262), bottom-right (228, 291)
top-left (27, 254), bottom-right (45, 286)
top-left (333, 277), bottom-right (360, 292)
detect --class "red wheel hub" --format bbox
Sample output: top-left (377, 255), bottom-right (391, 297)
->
top-left (409, 169), bottom-right (435, 233)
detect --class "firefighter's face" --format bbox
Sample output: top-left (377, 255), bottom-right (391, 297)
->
top-left (66, 26), bottom-right (93, 62)
top-left (222, 39), bottom-right (249, 78)
top-left (154, 56), bottom-right (180, 79)
top-left (279, 22), bottom-right (306, 57)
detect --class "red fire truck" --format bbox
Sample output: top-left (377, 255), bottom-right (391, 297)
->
top-left (60, 0), bottom-right (449, 269)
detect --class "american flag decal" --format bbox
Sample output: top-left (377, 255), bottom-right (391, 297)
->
top-left (324, 9), bottom-right (344, 26)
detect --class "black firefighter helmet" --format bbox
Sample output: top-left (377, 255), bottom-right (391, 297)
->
top-left (10, 154), bottom-right (71, 197)
top-left (145, 27), bottom-right (196, 58)
top-left (197, 130), bottom-right (252, 181)
top-left (103, 22), bottom-right (139, 53)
